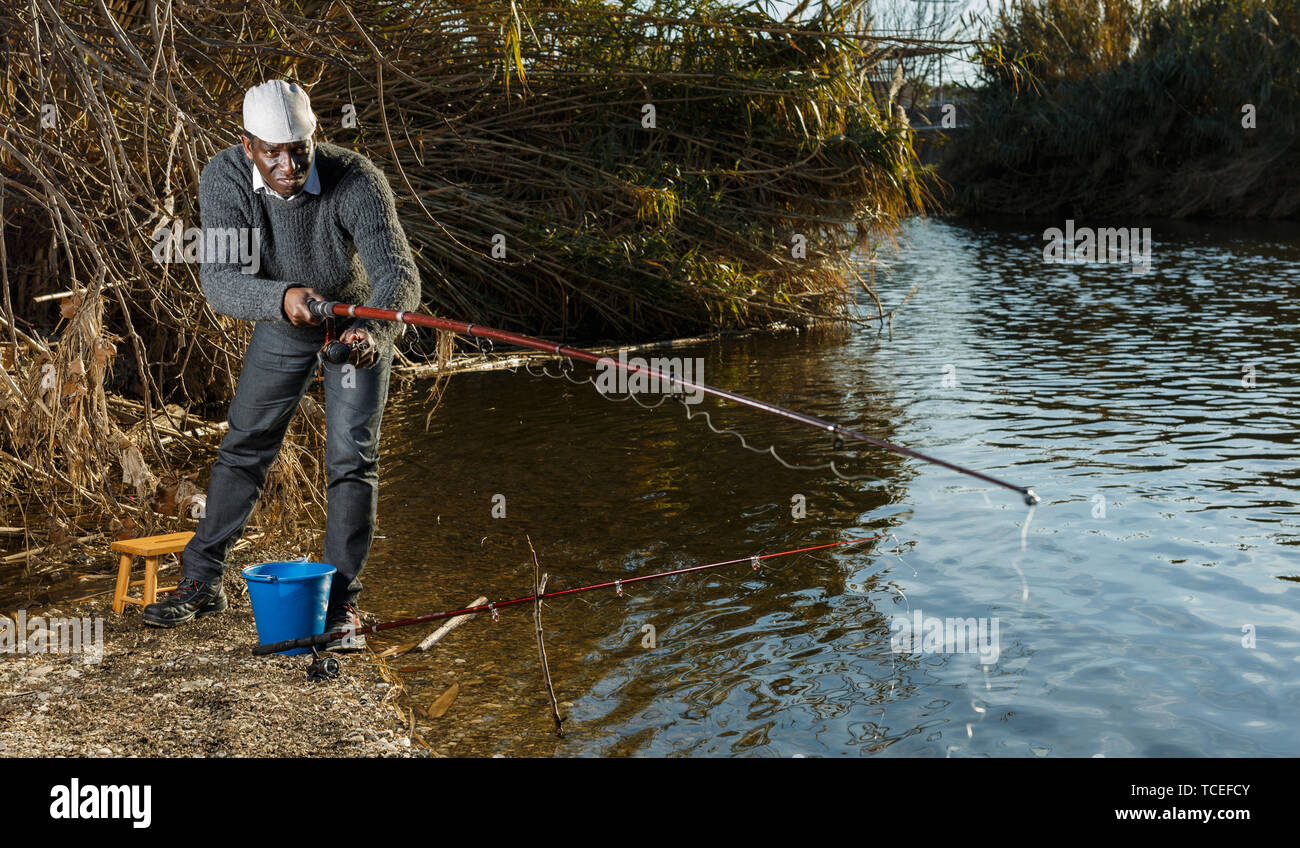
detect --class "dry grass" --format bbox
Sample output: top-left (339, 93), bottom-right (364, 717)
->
top-left (0, 0), bottom-right (937, 551)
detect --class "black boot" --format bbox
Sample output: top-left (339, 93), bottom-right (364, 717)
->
top-left (323, 602), bottom-right (366, 652)
top-left (142, 577), bottom-right (228, 628)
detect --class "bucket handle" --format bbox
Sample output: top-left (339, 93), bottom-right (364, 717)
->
top-left (246, 556), bottom-right (309, 584)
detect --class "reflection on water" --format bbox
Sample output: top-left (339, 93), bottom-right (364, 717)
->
top-left (367, 217), bottom-right (1300, 757)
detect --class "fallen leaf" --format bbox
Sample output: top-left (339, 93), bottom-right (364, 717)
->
top-left (375, 641), bottom-right (418, 659)
top-left (93, 339), bottom-right (117, 369)
top-left (427, 682), bottom-right (459, 718)
top-left (114, 517), bottom-right (139, 542)
top-left (154, 480), bottom-right (178, 516)
top-left (45, 516), bottom-right (73, 549)
top-left (59, 295), bottom-right (84, 321)
top-left (155, 473), bottom-right (202, 517)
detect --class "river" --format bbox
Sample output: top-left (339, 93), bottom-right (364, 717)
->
top-left (367, 216), bottom-right (1300, 757)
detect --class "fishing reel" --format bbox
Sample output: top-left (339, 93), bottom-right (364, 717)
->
top-left (306, 645), bottom-right (342, 683)
top-left (319, 337), bottom-right (365, 366)
top-left (313, 308), bottom-right (370, 366)
top-left (305, 298), bottom-right (357, 366)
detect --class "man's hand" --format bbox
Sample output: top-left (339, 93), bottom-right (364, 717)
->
top-left (283, 286), bottom-right (325, 327)
top-left (339, 328), bottom-right (378, 369)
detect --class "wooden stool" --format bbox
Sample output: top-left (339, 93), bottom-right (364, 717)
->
top-left (111, 531), bottom-right (194, 614)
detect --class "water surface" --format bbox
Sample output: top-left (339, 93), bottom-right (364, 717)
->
top-left (368, 217), bottom-right (1299, 757)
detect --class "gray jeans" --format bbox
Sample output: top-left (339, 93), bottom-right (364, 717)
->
top-left (183, 322), bottom-right (392, 612)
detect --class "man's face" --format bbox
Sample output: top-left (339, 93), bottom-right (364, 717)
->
top-left (242, 133), bottom-right (314, 198)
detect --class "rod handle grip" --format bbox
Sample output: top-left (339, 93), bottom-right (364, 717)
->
top-left (251, 632), bottom-right (332, 655)
top-left (307, 299), bottom-right (340, 319)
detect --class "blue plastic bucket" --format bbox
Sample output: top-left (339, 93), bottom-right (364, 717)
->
top-left (241, 561), bottom-right (336, 655)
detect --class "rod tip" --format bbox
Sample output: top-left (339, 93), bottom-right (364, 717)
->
top-left (1023, 488), bottom-right (1040, 507)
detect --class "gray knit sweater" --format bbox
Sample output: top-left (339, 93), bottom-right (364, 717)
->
top-left (198, 141), bottom-right (420, 348)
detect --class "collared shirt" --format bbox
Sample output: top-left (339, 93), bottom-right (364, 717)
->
top-left (251, 153), bottom-right (321, 200)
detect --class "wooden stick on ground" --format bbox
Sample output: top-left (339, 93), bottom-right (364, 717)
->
top-left (417, 595), bottom-right (487, 651)
top-left (2, 533), bottom-right (103, 564)
top-left (227, 532), bottom-right (266, 554)
top-left (528, 535), bottom-right (565, 736)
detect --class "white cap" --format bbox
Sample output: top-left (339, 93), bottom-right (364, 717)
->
top-left (242, 80), bottom-right (317, 144)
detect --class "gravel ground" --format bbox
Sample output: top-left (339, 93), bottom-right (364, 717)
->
top-left (0, 570), bottom-right (429, 758)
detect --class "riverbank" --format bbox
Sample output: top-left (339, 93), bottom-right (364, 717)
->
top-left (0, 554), bottom-right (426, 758)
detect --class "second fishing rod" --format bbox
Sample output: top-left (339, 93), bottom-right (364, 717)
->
top-left (253, 534), bottom-right (892, 656)
top-left (308, 298), bottom-right (1040, 506)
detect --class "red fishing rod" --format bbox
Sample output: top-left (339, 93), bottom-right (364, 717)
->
top-left (252, 534), bottom-right (890, 656)
top-left (310, 299), bottom-right (1040, 506)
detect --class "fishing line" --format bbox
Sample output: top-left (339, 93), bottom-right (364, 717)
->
top-left (307, 300), bottom-right (1040, 507)
top-left (520, 358), bottom-right (893, 484)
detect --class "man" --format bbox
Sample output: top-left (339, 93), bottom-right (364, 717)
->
top-left (142, 80), bottom-right (420, 651)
